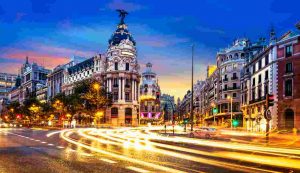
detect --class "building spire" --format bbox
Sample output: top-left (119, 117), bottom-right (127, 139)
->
top-left (270, 25), bottom-right (276, 42)
top-left (25, 56), bottom-right (29, 64)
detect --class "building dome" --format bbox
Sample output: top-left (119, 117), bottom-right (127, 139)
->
top-left (108, 24), bottom-right (136, 46)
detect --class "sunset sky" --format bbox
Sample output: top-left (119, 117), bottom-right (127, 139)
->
top-left (0, 0), bottom-right (299, 99)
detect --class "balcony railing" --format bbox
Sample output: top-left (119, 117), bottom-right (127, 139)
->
top-left (223, 78), bottom-right (228, 82)
top-left (231, 76), bottom-right (238, 80)
top-left (249, 95), bottom-right (266, 104)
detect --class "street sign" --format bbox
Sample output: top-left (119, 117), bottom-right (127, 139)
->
top-left (264, 109), bottom-right (272, 120)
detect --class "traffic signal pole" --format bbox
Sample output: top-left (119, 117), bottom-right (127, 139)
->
top-left (265, 94), bottom-right (274, 143)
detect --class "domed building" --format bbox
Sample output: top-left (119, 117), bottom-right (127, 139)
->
top-left (104, 10), bottom-right (141, 126)
top-left (139, 62), bottom-right (161, 125)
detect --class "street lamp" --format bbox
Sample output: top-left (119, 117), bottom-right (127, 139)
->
top-left (93, 82), bottom-right (102, 124)
top-left (190, 44), bottom-right (195, 132)
top-left (227, 96), bottom-right (233, 129)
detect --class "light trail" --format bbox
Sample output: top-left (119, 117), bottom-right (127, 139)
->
top-left (60, 129), bottom-right (187, 173)
top-left (54, 127), bottom-right (300, 172)
top-left (80, 129), bottom-right (282, 172)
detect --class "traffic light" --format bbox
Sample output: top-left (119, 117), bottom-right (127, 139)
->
top-left (232, 119), bottom-right (239, 127)
top-left (213, 108), bottom-right (218, 114)
top-left (183, 118), bottom-right (189, 124)
top-left (266, 94), bottom-right (274, 108)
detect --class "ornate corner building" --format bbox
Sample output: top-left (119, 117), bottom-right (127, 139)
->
top-left (104, 16), bottom-right (140, 126)
top-left (139, 62), bottom-right (161, 125)
top-left (59, 10), bottom-right (140, 126)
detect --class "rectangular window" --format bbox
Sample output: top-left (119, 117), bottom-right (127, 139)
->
top-left (252, 78), bottom-right (255, 86)
top-left (265, 55), bottom-right (269, 65)
top-left (114, 62), bottom-right (118, 70)
top-left (264, 84), bottom-right (268, 96)
top-left (259, 59), bottom-right (262, 69)
top-left (113, 92), bottom-right (118, 100)
top-left (258, 74), bottom-right (261, 84)
top-left (265, 70), bottom-right (269, 80)
top-left (233, 93), bottom-right (237, 98)
top-left (285, 79), bottom-right (292, 96)
top-left (125, 92), bottom-right (130, 101)
top-left (113, 78), bottom-right (118, 87)
top-left (286, 63), bottom-right (293, 73)
top-left (233, 83), bottom-right (237, 89)
top-left (286, 45), bottom-right (292, 57)
top-left (252, 65), bottom-right (256, 74)
top-left (125, 63), bottom-right (129, 71)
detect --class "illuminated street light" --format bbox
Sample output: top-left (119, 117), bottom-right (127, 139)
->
top-left (93, 83), bottom-right (100, 91)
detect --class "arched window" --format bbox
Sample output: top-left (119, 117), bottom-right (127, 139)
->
top-left (241, 53), bottom-right (245, 58)
top-left (229, 55), bottom-right (232, 59)
top-left (111, 107), bottom-right (118, 118)
top-left (114, 62), bottom-right (118, 70)
top-left (234, 53), bottom-right (238, 58)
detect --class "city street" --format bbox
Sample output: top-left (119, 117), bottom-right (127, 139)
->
top-left (1, 127), bottom-right (299, 173)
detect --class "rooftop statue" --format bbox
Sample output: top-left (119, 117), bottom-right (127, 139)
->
top-left (116, 9), bottom-right (128, 24)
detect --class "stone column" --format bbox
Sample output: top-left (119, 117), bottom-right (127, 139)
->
top-left (132, 79), bottom-right (134, 101)
top-left (122, 78), bottom-right (125, 101)
top-left (108, 79), bottom-right (111, 92)
top-left (118, 78), bottom-right (121, 101)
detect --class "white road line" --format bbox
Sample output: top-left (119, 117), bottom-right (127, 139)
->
top-left (126, 166), bottom-right (150, 173)
top-left (41, 141), bottom-right (47, 144)
top-left (47, 143), bottom-right (54, 146)
top-left (35, 140), bottom-right (40, 142)
top-left (100, 158), bottom-right (117, 164)
top-left (56, 146), bottom-right (64, 149)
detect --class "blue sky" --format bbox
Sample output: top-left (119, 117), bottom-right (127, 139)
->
top-left (0, 0), bottom-right (299, 98)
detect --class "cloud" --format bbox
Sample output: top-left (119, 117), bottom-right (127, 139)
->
top-left (137, 35), bottom-right (189, 47)
top-left (1, 48), bottom-right (70, 70)
top-left (196, 26), bottom-right (225, 35)
top-left (107, 0), bottom-right (143, 12)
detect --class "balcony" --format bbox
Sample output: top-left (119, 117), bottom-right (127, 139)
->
top-left (113, 84), bottom-right (119, 88)
top-left (223, 78), bottom-right (228, 82)
top-left (231, 76), bottom-right (238, 80)
top-left (249, 95), bottom-right (266, 104)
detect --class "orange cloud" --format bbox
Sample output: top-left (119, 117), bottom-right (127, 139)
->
top-left (3, 49), bottom-right (70, 70)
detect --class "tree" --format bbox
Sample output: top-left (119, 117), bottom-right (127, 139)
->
top-left (73, 79), bottom-right (112, 124)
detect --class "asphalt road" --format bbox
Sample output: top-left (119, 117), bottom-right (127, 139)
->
top-left (0, 127), bottom-right (299, 173)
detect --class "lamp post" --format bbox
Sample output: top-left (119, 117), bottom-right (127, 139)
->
top-left (227, 96), bottom-right (233, 129)
top-left (93, 83), bottom-right (101, 125)
top-left (190, 44), bottom-right (195, 132)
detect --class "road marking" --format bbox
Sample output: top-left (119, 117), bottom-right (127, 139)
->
top-left (100, 158), bottom-right (117, 164)
top-left (41, 141), bottom-right (47, 144)
top-left (57, 146), bottom-right (64, 149)
top-left (47, 143), bottom-right (54, 146)
top-left (126, 166), bottom-right (150, 173)
top-left (35, 140), bottom-right (40, 142)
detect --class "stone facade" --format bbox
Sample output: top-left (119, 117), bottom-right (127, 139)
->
top-left (277, 30), bottom-right (300, 130)
top-left (139, 63), bottom-right (161, 124)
